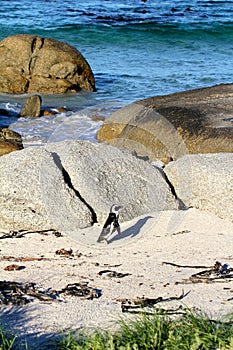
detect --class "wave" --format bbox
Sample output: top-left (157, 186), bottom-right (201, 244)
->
top-left (57, 20), bottom-right (233, 41)
top-left (130, 21), bottom-right (233, 37)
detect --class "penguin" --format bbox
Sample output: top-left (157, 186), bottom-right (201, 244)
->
top-left (97, 204), bottom-right (122, 243)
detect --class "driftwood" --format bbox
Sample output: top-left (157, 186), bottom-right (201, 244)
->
top-left (98, 270), bottom-right (131, 278)
top-left (2, 255), bottom-right (53, 262)
top-left (190, 261), bottom-right (233, 282)
top-left (117, 290), bottom-right (190, 313)
top-left (163, 261), bottom-right (213, 269)
top-left (164, 261), bottom-right (233, 284)
top-left (2, 251), bottom-right (82, 263)
top-left (182, 261), bottom-right (233, 284)
top-left (0, 229), bottom-right (62, 239)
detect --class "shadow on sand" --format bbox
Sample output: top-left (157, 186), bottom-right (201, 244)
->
top-left (0, 306), bottom-right (62, 350)
top-left (107, 215), bottom-right (153, 244)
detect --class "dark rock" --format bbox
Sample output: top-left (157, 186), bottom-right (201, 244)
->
top-left (56, 107), bottom-right (68, 113)
top-left (0, 128), bottom-right (23, 155)
top-left (0, 34), bottom-right (95, 94)
top-left (40, 109), bottom-right (56, 117)
top-left (0, 140), bottom-right (21, 156)
top-left (97, 84), bottom-right (233, 160)
top-left (40, 106), bottom-right (69, 117)
top-left (0, 108), bottom-right (11, 116)
top-left (20, 95), bottom-right (42, 118)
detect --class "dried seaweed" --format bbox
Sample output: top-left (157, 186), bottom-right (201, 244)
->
top-left (167, 261), bottom-right (233, 284)
top-left (117, 290), bottom-right (190, 313)
top-left (0, 280), bottom-right (102, 306)
top-left (58, 282), bottom-right (102, 300)
top-left (98, 270), bottom-right (131, 278)
top-left (4, 265), bottom-right (25, 271)
top-left (94, 262), bottom-right (122, 268)
top-left (172, 230), bottom-right (191, 236)
top-left (55, 248), bottom-right (74, 257)
top-left (0, 281), bottom-right (57, 305)
top-left (0, 229), bottom-right (62, 239)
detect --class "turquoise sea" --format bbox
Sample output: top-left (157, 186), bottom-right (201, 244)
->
top-left (0, 0), bottom-right (232, 144)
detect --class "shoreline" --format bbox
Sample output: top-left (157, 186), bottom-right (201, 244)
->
top-left (1, 208), bottom-right (233, 349)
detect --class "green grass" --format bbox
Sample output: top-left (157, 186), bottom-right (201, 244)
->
top-left (1, 310), bottom-right (233, 349)
top-left (58, 311), bottom-right (233, 350)
top-left (0, 327), bottom-right (16, 350)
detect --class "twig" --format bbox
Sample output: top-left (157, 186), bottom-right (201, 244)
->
top-left (173, 261), bottom-right (233, 284)
top-left (117, 290), bottom-right (190, 312)
top-left (162, 261), bottom-right (213, 269)
top-left (0, 229), bottom-right (62, 239)
top-left (1, 256), bottom-right (54, 262)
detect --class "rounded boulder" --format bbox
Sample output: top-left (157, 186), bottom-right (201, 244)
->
top-left (0, 34), bottom-right (95, 94)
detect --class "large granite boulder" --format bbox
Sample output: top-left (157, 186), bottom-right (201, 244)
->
top-left (97, 84), bottom-right (233, 161)
top-left (46, 141), bottom-right (178, 223)
top-left (0, 128), bottom-right (23, 156)
top-left (0, 34), bottom-right (95, 94)
top-left (0, 140), bottom-right (177, 231)
top-left (0, 147), bottom-right (93, 230)
top-left (164, 153), bottom-right (233, 222)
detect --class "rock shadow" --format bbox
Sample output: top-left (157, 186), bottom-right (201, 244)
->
top-left (0, 110), bottom-right (19, 128)
top-left (107, 215), bottom-right (153, 243)
top-left (0, 305), bottom-right (62, 349)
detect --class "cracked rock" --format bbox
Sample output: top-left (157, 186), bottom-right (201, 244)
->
top-left (164, 153), bottom-right (233, 222)
top-left (45, 140), bottom-right (178, 224)
top-left (0, 140), bottom-right (178, 231)
top-left (0, 147), bottom-right (93, 231)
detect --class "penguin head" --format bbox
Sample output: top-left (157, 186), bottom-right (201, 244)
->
top-left (110, 204), bottom-right (123, 214)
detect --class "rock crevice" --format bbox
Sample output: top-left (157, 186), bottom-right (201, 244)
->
top-left (159, 168), bottom-right (187, 210)
top-left (0, 140), bottom-right (177, 231)
top-left (51, 151), bottom-right (98, 225)
top-left (164, 153), bottom-right (233, 222)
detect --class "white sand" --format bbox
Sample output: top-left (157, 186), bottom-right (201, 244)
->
top-left (0, 208), bottom-right (233, 349)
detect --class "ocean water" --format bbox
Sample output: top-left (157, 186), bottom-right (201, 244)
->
top-left (0, 0), bottom-right (232, 145)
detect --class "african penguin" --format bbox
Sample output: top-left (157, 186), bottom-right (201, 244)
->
top-left (97, 204), bottom-right (122, 243)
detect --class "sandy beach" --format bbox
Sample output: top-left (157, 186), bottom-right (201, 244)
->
top-left (0, 1), bottom-right (232, 348)
top-left (0, 208), bottom-right (233, 349)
